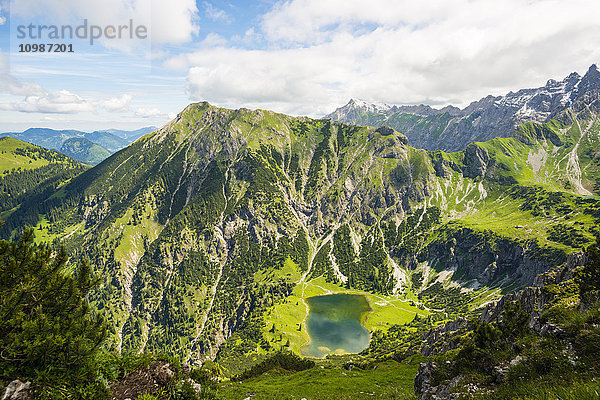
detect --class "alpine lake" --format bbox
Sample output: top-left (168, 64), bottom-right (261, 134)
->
top-left (302, 293), bottom-right (372, 358)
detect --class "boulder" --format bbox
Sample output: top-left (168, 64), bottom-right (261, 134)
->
top-left (1, 380), bottom-right (32, 400)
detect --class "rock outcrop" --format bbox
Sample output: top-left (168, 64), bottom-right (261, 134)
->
top-left (110, 360), bottom-right (176, 400)
top-left (414, 252), bottom-right (586, 399)
top-left (422, 227), bottom-right (567, 288)
top-left (414, 361), bottom-right (462, 400)
top-left (1, 381), bottom-right (31, 400)
top-left (419, 318), bottom-right (471, 357)
top-left (479, 252), bottom-right (585, 333)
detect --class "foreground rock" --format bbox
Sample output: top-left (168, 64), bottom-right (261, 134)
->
top-left (1, 381), bottom-right (31, 400)
top-left (110, 360), bottom-right (176, 400)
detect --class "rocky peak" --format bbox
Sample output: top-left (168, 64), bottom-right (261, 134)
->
top-left (346, 98), bottom-right (392, 114)
top-left (577, 64), bottom-right (600, 96)
top-left (562, 72), bottom-right (582, 97)
top-left (391, 104), bottom-right (440, 116)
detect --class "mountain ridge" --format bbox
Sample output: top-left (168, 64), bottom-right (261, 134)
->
top-left (0, 137), bottom-right (88, 224)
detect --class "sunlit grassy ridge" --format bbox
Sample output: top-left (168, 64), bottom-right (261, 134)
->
top-left (0, 137), bottom-right (71, 172)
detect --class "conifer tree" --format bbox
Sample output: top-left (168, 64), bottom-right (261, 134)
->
top-left (0, 228), bottom-right (108, 389)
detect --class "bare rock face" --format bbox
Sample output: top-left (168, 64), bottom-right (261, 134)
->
top-left (462, 144), bottom-right (489, 179)
top-left (414, 361), bottom-right (435, 398)
top-left (422, 227), bottom-right (565, 288)
top-left (480, 251), bottom-right (585, 334)
top-left (1, 381), bottom-right (31, 400)
top-left (419, 318), bottom-right (471, 357)
top-left (414, 361), bottom-right (462, 400)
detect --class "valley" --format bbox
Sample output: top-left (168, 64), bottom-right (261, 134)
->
top-left (1, 65), bottom-right (600, 399)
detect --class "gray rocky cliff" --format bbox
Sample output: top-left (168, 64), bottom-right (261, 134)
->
top-left (419, 318), bottom-right (471, 358)
top-left (421, 227), bottom-right (567, 288)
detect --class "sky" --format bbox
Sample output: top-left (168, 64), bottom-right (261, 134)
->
top-left (0, 0), bottom-right (599, 132)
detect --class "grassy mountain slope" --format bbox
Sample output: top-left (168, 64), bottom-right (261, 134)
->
top-left (0, 136), bottom-right (71, 172)
top-left (218, 358), bottom-right (419, 399)
top-left (2, 96), bottom-right (599, 378)
top-left (0, 137), bottom-right (88, 230)
top-left (60, 137), bottom-right (112, 165)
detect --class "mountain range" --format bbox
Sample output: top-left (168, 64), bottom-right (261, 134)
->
top-left (326, 64), bottom-right (600, 152)
top-left (0, 126), bottom-right (156, 165)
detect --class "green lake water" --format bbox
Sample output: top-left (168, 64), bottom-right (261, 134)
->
top-left (302, 293), bottom-right (371, 358)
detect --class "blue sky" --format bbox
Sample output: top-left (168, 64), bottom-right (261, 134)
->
top-left (1, 0), bottom-right (600, 132)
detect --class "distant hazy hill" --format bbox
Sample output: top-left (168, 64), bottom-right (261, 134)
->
top-left (60, 137), bottom-right (112, 165)
top-left (0, 126), bottom-right (156, 164)
top-left (0, 128), bottom-right (85, 150)
top-left (96, 126), bottom-right (156, 142)
top-left (82, 131), bottom-right (129, 153)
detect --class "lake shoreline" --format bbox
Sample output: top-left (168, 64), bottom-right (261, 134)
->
top-left (300, 293), bottom-right (372, 358)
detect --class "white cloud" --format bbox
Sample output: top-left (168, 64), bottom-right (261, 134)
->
top-left (151, 0), bottom-right (199, 44)
top-left (173, 0), bottom-right (600, 116)
top-left (135, 107), bottom-right (162, 117)
top-left (100, 94), bottom-right (132, 112)
top-left (201, 32), bottom-right (228, 47)
top-left (42, 115), bottom-right (67, 121)
top-left (0, 60), bottom-right (134, 115)
top-left (0, 2), bottom-right (5, 25)
top-left (11, 0), bottom-right (198, 45)
top-left (203, 2), bottom-right (231, 23)
top-left (0, 52), bottom-right (47, 97)
top-left (2, 76), bottom-right (47, 97)
top-left (0, 58), bottom-right (87, 113)
top-left (6, 0), bottom-right (600, 122)
top-left (0, 90), bottom-right (94, 113)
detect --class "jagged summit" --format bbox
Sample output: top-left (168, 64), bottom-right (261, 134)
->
top-left (347, 98), bottom-right (392, 110)
top-left (326, 65), bottom-right (600, 151)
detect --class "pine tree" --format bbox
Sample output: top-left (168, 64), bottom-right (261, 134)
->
top-left (0, 228), bottom-right (108, 389)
